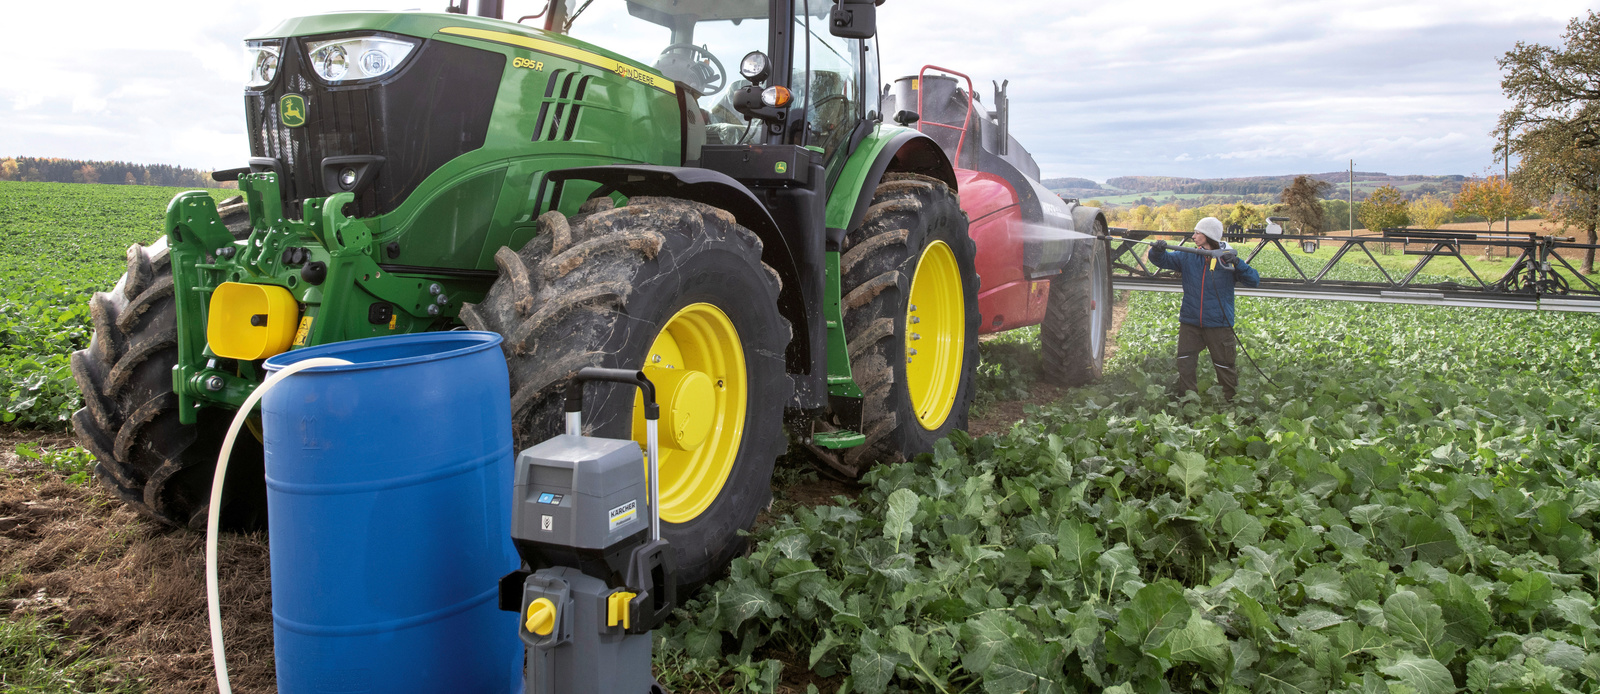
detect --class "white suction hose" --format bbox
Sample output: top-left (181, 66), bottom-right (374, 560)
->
top-left (207, 357), bottom-right (351, 694)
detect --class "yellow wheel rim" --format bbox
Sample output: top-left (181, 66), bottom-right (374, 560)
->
top-left (630, 302), bottom-right (747, 524)
top-left (904, 240), bottom-right (965, 430)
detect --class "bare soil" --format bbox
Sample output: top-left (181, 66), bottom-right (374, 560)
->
top-left (0, 428), bottom-right (277, 693)
top-left (967, 291), bottom-right (1131, 438)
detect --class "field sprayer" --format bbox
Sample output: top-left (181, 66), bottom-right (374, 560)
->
top-left (70, 0), bottom-right (1111, 588)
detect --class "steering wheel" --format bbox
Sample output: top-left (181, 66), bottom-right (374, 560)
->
top-left (656, 44), bottom-right (726, 95)
top-left (806, 94), bottom-right (854, 132)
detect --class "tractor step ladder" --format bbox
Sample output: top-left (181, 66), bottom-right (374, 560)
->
top-left (1108, 228), bottom-right (1600, 314)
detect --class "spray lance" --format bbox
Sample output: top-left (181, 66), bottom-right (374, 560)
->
top-left (1120, 237), bottom-right (1241, 268)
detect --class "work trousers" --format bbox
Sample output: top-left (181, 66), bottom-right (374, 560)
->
top-left (1176, 323), bottom-right (1238, 400)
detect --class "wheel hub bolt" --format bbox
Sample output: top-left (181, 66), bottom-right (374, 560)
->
top-left (204, 375), bottom-right (225, 392)
top-left (907, 348), bottom-right (918, 356)
top-left (911, 333), bottom-right (920, 341)
top-left (910, 316), bottom-right (920, 324)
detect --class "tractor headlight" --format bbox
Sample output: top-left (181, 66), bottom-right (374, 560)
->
top-left (245, 41), bottom-right (282, 88)
top-left (738, 51), bottom-right (770, 84)
top-left (306, 36), bottom-right (418, 83)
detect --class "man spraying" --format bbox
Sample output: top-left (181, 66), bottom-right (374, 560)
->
top-left (1147, 217), bottom-right (1261, 401)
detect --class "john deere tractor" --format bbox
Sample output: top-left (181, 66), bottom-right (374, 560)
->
top-left (72, 0), bottom-right (1108, 588)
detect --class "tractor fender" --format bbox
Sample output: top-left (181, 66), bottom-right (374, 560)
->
top-left (542, 163), bottom-right (810, 388)
top-left (1068, 203), bottom-right (1108, 237)
top-left (544, 164), bottom-right (795, 286)
top-left (1065, 202), bottom-right (1109, 268)
top-left (826, 125), bottom-right (958, 238)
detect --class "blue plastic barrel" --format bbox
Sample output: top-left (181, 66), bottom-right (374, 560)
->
top-left (262, 332), bottom-right (520, 693)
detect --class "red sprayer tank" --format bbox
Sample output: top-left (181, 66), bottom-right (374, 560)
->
top-left (882, 68), bottom-right (1108, 334)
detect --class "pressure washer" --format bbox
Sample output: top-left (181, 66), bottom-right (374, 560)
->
top-left (502, 367), bottom-right (676, 694)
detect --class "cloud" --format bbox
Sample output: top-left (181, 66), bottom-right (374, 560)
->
top-left (0, 0), bottom-right (1591, 180)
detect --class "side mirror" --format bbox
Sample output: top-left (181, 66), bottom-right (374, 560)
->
top-left (829, 0), bottom-right (877, 39)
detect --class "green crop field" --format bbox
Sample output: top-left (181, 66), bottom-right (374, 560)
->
top-left (3, 182), bottom-right (1599, 692)
top-left (662, 295), bottom-right (1600, 693)
top-left (0, 181), bottom-right (235, 427)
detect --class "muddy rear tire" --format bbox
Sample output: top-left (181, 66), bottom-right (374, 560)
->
top-left (461, 196), bottom-right (790, 589)
top-left (70, 197), bottom-right (266, 529)
top-left (837, 173), bottom-right (980, 475)
top-left (1042, 220), bottom-right (1113, 387)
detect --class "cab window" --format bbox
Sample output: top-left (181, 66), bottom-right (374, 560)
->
top-left (793, 1), bottom-right (863, 162)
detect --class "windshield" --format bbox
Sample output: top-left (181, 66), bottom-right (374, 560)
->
top-left (560, 1), bottom-right (772, 144)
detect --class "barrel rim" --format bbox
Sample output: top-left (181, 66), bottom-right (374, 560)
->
top-left (263, 331), bottom-right (504, 374)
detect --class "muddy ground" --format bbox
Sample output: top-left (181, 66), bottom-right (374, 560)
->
top-left (0, 296), bottom-right (1127, 693)
top-left (0, 430), bottom-right (276, 693)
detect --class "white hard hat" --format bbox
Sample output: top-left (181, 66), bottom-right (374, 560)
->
top-left (1195, 217), bottom-right (1224, 244)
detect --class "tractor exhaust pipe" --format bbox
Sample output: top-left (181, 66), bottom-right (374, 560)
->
top-left (992, 80), bottom-right (1009, 156)
top-left (445, 0), bottom-right (503, 18)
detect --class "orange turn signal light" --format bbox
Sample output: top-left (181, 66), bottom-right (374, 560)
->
top-left (761, 86), bottom-right (792, 108)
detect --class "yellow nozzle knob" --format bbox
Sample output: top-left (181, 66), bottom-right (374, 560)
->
top-left (524, 597), bottom-right (556, 636)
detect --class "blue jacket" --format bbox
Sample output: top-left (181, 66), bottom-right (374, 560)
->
top-left (1148, 247), bottom-right (1261, 328)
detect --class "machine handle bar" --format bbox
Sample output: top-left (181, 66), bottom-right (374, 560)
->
top-left (563, 366), bottom-right (664, 543)
top-left (564, 367), bottom-right (658, 419)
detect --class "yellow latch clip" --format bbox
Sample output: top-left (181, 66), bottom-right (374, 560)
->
top-left (607, 591), bottom-right (636, 629)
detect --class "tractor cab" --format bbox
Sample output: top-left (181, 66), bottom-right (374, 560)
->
top-left (552, 0), bottom-right (879, 167)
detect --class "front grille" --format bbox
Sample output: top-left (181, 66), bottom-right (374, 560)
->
top-left (245, 37), bottom-right (505, 219)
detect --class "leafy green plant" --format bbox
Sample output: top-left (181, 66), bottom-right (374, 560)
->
top-left (14, 443), bottom-right (97, 484)
top-left (659, 293), bottom-right (1600, 693)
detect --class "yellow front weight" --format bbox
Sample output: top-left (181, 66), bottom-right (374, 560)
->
top-left (207, 282), bottom-right (300, 361)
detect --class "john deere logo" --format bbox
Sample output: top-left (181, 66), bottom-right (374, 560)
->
top-left (774, 161), bottom-right (788, 175)
top-left (279, 94), bottom-right (307, 128)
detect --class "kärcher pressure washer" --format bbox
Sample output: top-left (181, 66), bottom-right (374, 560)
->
top-left (502, 367), bottom-right (676, 694)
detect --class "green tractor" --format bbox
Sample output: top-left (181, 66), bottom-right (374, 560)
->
top-left (72, 0), bottom-right (1105, 588)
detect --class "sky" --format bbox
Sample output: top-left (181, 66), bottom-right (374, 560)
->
top-left (0, 0), bottom-right (1591, 182)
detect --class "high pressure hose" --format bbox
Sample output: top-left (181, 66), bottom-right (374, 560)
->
top-left (207, 356), bottom-right (351, 694)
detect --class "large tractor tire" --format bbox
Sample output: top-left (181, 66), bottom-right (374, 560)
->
top-left (1042, 222), bottom-right (1114, 387)
top-left (462, 196), bottom-right (790, 589)
top-left (71, 197), bottom-right (268, 530)
top-left (838, 173), bottom-right (980, 475)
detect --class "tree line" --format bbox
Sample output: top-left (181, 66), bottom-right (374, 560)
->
top-left (1099, 174), bottom-right (1464, 197)
top-left (0, 157), bottom-right (234, 189)
top-left (1094, 176), bottom-right (1535, 239)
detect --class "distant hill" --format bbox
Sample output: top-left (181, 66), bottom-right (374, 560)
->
top-left (1049, 171), bottom-right (1468, 205)
top-left (1040, 177), bottom-right (1101, 190)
